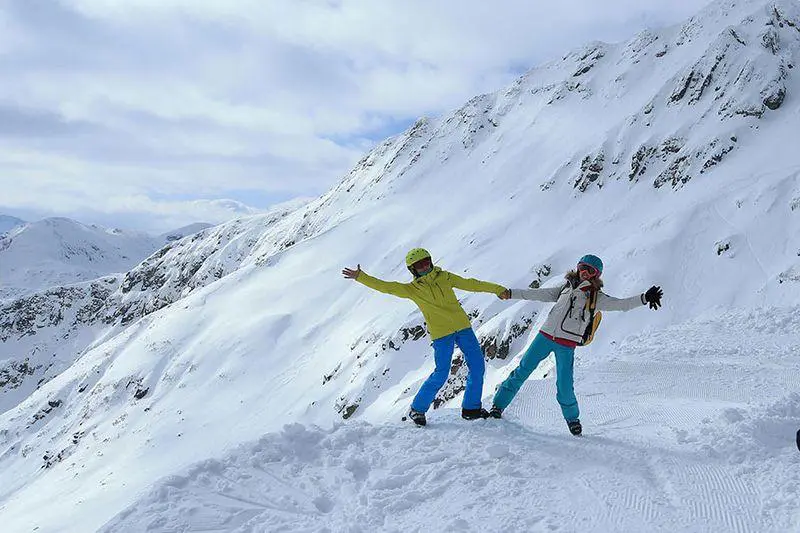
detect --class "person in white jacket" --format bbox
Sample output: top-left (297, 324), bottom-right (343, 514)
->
top-left (492, 254), bottom-right (663, 435)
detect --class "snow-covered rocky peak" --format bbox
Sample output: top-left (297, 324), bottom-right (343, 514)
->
top-left (0, 215), bottom-right (25, 235)
top-left (0, 218), bottom-right (162, 300)
top-left (159, 223), bottom-right (214, 243)
top-left (0, 217), bottom-right (223, 301)
top-left (360, 0), bottom-right (800, 195)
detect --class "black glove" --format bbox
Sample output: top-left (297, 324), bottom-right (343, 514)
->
top-left (644, 286), bottom-right (663, 310)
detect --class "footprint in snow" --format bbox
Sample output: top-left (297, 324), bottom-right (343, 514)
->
top-left (485, 443), bottom-right (509, 459)
top-left (313, 494), bottom-right (334, 513)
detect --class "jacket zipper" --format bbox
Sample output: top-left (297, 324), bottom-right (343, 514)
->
top-left (559, 292), bottom-right (586, 337)
top-left (422, 277), bottom-right (446, 301)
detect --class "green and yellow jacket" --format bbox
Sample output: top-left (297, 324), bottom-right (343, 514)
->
top-left (356, 267), bottom-right (506, 340)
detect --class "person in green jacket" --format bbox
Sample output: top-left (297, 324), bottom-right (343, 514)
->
top-left (343, 248), bottom-right (507, 426)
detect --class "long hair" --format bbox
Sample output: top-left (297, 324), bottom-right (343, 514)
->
top-left (565, 270), bottom-right (603, 290)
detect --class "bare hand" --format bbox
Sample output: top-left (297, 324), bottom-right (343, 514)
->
top-left (498, 289), bottom-right (511, 300)
top-left (342, 264), bottom-right (362, 280)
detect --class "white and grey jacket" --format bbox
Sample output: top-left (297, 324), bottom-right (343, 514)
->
top-left (511, 280), bottom-right (646, 344)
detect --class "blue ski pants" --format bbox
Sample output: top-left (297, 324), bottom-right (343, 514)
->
top-left (492, 332), bottom-right (579, 421)
top-left (411, 327), bottom-right (485, 413)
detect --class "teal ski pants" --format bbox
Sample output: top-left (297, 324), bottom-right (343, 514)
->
top-left (492, 332), bottom-right (579, 421)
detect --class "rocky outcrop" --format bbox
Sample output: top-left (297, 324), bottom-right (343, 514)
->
top-left (0, 277), bottom-right (118, 342)
top-left (574, 152), bottom-right (605, 191)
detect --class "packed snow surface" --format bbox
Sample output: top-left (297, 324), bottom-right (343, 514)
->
top-left (102, 306), bottom-right (800, 532)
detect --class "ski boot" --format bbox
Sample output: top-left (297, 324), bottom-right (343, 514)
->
top-left (488, 405), bottom-right (503, 419)
top-left (567, 419), bottom-right (582, 436)
top-left (461, 408), bottom-right (490, 420)
top-left (406, 409), bottom-right (426, 427)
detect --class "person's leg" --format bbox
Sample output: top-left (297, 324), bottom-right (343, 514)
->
top-left (410, 334), bottom-right (456, 413)
top-left (455, 328), bottom-right (485, 410)
top-left (554, 346), bottom-right (579, 421)
top-left (492, 333), bottom-right (555, 410)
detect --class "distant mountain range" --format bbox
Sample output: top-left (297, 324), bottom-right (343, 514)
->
top-left (0, 215), bottom-right (26, 235)
top-left (0, 216), bottom-right (213, 300)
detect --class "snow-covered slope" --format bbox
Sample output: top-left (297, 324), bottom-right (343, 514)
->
top-left (0, 215), bottom-right (25, 235)
top-left (0, 204), bottom-right (307, 418)
top-left (2, 0), bottom-right (800, 531)
top-left (0, 218), bottom-right (218, 416)
top-left (102, 307), bottom-right (800, 532)
top-left (0, 276), bottom-right (121, 415)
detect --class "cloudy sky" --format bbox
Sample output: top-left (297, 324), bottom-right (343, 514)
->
top-left (0, 0), bottom-right (711, 233)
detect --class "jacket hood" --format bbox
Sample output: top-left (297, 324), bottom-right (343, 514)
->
top-left (565, 270), bottom-right (603, 290)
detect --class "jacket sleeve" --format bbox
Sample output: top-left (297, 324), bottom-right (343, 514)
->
top-left (356, 272), bottom-right (413, 299)
top-left (596, 291), bottom-right (646, 312)
top-left (509, 286), bottom-right (562, 302)
top-left (446, 272), bottom-right (506, 295)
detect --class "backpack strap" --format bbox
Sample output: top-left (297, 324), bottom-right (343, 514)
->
top-left (581, 287), bottom-right (599, 321)
top-left (585, 288), bottom-right (599, 312)
top-left (580, 289), bottom-right (601, 345)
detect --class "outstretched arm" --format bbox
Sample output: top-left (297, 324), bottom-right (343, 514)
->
top-left (597, 286), bottom-right (662, 312)
top-left (446, 272), bottom-right (506, 296)
top-left (500, 286), bottom-right (563, 302)
top-left (343, 264), bottom-right (412, 299)
top-left (596, 292), bottom-right (645, 312)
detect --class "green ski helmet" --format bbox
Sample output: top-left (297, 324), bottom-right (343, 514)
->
top-left (405, 248), bottom-right (431, 267)
top-left (406, 248), bottom-right (433, 279)
top-left (406, 248), bottom-right (432, 276)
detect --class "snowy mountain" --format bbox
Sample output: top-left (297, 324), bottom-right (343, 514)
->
top-left (0, 218), bottom-right (216, 415)
top-left (0, 218), bottom-right (159, 301)
top-left (159, 223), bottom-right (214, 243)
top-left (0, 217), bottom-right (215, 301)
top-left (2, 0), bottom-right (800, 531)
top-left (0, 215), bottom-right (25, 235)
top-left (0, 205), bottom-right (301, 417)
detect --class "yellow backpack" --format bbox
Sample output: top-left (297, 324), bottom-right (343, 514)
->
top-left (580, 289), bottom-right (603, 346)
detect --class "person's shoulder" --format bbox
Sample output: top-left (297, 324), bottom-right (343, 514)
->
top-left (431, 268), bottom-right (453, 283)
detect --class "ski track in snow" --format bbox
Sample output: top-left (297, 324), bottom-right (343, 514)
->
top-left (101, 307), bottom-right (800, 533)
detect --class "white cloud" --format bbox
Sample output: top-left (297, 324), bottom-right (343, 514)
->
top-left (0, 0), bottom-right (713, 232)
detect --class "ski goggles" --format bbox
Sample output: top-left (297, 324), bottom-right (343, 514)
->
top-left (411, 257), bottom-right (433, 275)
top-left (577, 262), bottom-right (600, 276)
